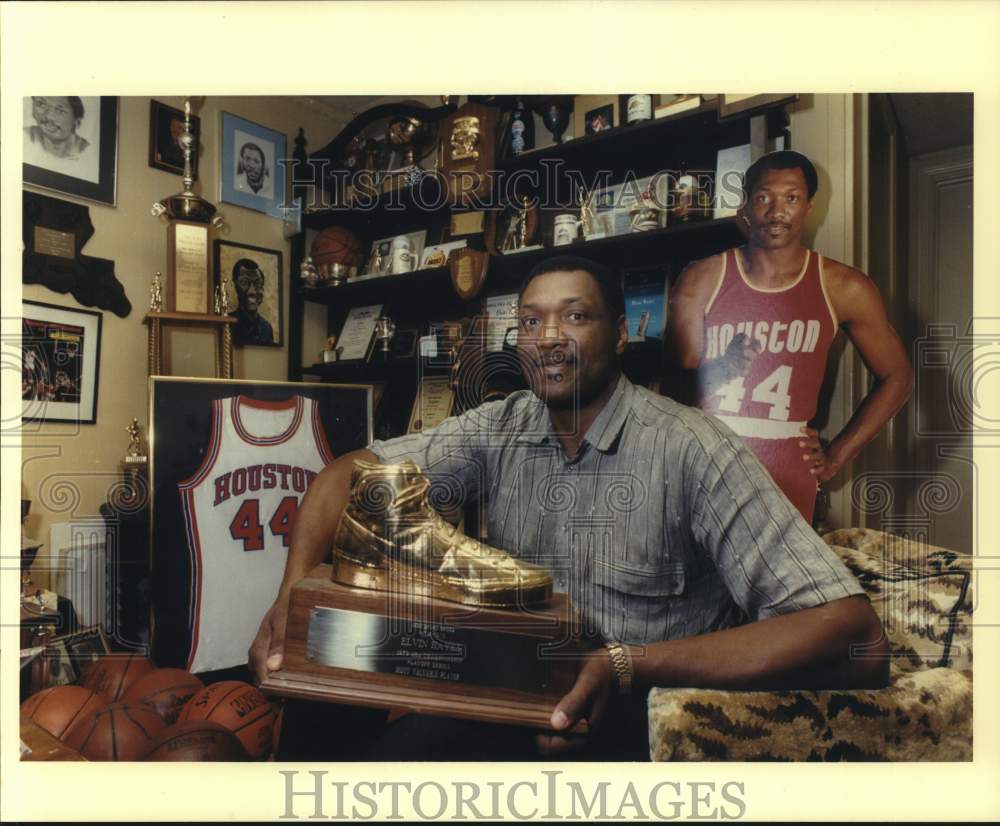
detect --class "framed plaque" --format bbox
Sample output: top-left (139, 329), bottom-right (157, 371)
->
top-left (440, 102), bottom-right (498, 206)
top-left (407, 376), bottom-right (454, 433)
top-left (449, 247), bottom-right (488, 301)
top-left (337, 304), bottom-right (383, 362)
top-left (167, 221), bottom-right (210, 314)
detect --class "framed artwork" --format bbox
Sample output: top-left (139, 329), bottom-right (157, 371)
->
top-left (573, 94), bottom-right (618, 139)
top-left (213, 240), bottom-right (284, 348)
top-left (23, 96), bottom-right (119, 206)
top-left (148, 377), bottom-right (373, 671)
top-left (22, 300), bottom-right (102, 425)
top-left (718, 93), bottom-right (798, 119)
top-left (46, 626), bottom-right (110, 685)
top-left (219, 111), bottom-right (287, 217)
top-left (149, 99), bottom-right (200, 178)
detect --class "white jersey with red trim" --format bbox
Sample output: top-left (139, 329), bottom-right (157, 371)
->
top-left (179, 394), bottom-right (334, 673)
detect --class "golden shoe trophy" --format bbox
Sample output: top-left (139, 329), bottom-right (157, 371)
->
top-left (263, 460), bottom-right (586, 731)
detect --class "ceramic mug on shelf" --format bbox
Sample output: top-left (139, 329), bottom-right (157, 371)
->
top-left (552, 213), bottom-right (580, 246)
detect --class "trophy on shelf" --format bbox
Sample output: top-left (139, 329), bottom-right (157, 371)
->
top-left (385, 115), bottom-right (435, 190)
top-left (261, 459), bottom-right (587, 731)
top-left (149, 271), bottom-right (164, 312)
top-left (532, 95), bottom-right (573, 144)
top-left (300, 256), bottom-right (319, 288)
top-left (440, 102), bottom-right (498, 206)
top-left (374, 314), bottom-right (397, 356)
top-left (151, 98), bottom-right (224, 314)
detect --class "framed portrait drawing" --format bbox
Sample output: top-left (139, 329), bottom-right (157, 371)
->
top-left (22, 300), bottom-right (102, 425)
top-left (219, 111), bottom-right (287, 217)
top-left (213, 240), bottom-right (284, 347)
top-left (22, 96), bottom-right (119, 206)
top-left (148, 377), bottom-right (373, 672)
top-left (149, 99), bottom-right (200, 178)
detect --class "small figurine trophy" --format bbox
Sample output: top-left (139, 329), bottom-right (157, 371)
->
top-left (150, 271), bottom-right (164, 312)
top-left (300, 256), bottom-right (319, 288)
top-left (578, 189), bottom-right (597, 238)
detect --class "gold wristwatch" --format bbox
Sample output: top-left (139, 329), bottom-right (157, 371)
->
top-left (604, 642), bottom-right (633, 695)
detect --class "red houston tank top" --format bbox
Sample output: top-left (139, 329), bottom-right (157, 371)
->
top-left (700, 247), bottom-right (838, 522)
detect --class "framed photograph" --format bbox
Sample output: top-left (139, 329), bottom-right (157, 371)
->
top-left (22, 300), bottom-right (102, 425)
top-left (220, 111), bottom-right (287, 217)
top-left (573, 94), bottom-right (618, 139)
top-left (149, 377), bottom-right (373, 671)
top-left (23, 96), bottom-right (118, 206)
top-left (149, 99), bottom-right (200, 178)
top-left (213, 240), bottom-right (284, 348)
top-left (390, 325), bottom-right (420, 359)
top-left (718, 93), bottom-right (798, 119)
top-left (47, 626), bottom-right (110, 685)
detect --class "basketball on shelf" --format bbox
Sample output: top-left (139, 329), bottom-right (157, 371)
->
top-left (80, 654), bottom-right (156, 704)
top-left (20, 685), bottom-right (106, 741)
top-left (62, 701), bottom-right (167, 761)
top-left (310, 226), bottom-right (363, 267)
top-left (122, 668), bottom-right (204, 725)
top-left (141, 721), bottom-right (249, 761)
top-left (179, 680), bottom-right (277, 760)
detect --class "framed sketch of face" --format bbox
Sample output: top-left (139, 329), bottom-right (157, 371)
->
top-left (22, 96), bottom-right (119, 205)
top-left (220, 111), bottom-right (287, 218)
top-left (213, 240), bottom-right (284, 348)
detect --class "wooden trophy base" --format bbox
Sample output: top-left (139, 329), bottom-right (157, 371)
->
top-left (261, 564), bottom-right (586, 732)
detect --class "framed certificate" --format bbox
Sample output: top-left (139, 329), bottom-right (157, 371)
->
top-left (336, 304), bottom-right (383, 362)
top-left (407, 377), bottom-right (455, 433)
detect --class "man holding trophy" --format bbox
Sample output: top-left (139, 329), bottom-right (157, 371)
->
top-left (250, 255), bottom-right (886, 760)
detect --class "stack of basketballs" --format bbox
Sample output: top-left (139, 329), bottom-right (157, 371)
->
top-left (20, 654), bottom-right (279, 761)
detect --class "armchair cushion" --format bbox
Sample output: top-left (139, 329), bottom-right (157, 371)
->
top-left (647, 529), bottom-right (973, 761)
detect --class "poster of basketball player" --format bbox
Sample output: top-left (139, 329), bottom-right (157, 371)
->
top-left (21, 300), bottom-right (102, 424)
top-left (148, 378), bottom-right (372, 675)
top-left (213, 240), bottom-right (283, 347)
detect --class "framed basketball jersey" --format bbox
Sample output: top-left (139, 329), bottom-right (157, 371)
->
top-left (149, 378), bottom-right (372, 672)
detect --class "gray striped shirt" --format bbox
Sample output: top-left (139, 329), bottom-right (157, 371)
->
top-left (369, 375), bottom-right (863, 645)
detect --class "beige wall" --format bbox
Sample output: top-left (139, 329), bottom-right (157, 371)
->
top-left (21, 95), bottom-right (353, 585)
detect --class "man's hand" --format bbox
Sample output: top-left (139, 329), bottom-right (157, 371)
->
top-left (721, 333), bottom-right (760, 381)
top-left (249, 596), bottom-right (289, 686)
top-left (534, 652), bottom-right (613, 757)
top-left (799, 426), bottom-right (842, 483)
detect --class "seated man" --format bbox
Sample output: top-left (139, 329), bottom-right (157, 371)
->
top-left (250, 255), bottom-right (888, 760)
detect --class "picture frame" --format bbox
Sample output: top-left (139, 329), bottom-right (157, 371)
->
top-left (148, 99), bottom-right (200, 178)
top-left (213, 240), bottom-right (284, 348)
top-left (390, 325), bottom-right (420, 360)
top-left (148, 377), bottom-right (373, 671)
top-left (22, 300), bottom-right (102, 425)
top-left (573, 94), bottom-right (618, 139)
top-left (718, 93), bottom-right (798, 119)
top-left (23, 96), bottom-right (119, 206)
top-left (219, 111), bottom-right (287, 217)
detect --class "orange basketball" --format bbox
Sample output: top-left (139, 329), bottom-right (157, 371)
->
top-left (80, 654), bottom-right (156, 703)
top-left (179, 680), bottom-right (277, 760)
top-left (141, 720), bottom-right (249, 761)
top-left (310, 226), bottom-right (363, 267)
top-left (20, 685), bottom-right (106, 741)
top-left (63, 701), bottom-right (167, 761)
top-left (122, 668), bottom-right (204, 724)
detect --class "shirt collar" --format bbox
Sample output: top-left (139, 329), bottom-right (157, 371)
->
top-left (581, 373), bottom-right (634, 453)
top-left (515, 374), bottom-right (634, 453)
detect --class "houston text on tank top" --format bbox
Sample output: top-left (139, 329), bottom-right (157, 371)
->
top-left (178, 395), bottom-right (334, 673)
top-left (699, 247), bottom-right (837, 522)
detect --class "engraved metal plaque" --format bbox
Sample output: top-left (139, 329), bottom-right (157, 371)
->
top-left (306, 606), bottom-right (553, 694)
top-left (33, 226), bottom-right (76, 259)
